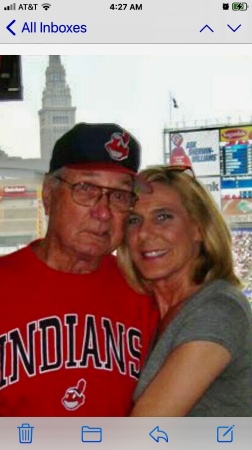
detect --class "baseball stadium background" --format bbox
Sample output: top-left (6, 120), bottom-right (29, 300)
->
top-left (163, 124), bottom-right (252, 305)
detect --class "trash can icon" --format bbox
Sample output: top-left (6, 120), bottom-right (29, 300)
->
top-left (17, 423), bottom-right (34, 444)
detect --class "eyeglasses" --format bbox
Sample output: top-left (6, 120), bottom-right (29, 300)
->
top-left (164, 165), bottom-right (195, 178)
top-left (54, 176), bottom-right (138, 212)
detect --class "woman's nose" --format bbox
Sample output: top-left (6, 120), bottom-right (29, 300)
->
top-left (137, 220), bottom-right (154, 241)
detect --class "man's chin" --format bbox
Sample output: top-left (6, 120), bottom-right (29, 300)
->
top-left (76, 243), bottom-right (111, 260)
top-left (74, 233), bottom-right (119, 261)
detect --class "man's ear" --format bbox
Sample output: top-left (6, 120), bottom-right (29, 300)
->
top-left (42, 176), bottom-right (52, 216)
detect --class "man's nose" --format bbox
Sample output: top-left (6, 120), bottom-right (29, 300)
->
top-left (91, 193), bottom-right (112, 221)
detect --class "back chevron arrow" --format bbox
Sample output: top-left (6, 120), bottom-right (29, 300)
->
top-left (6, 20), bottom-right (16, 36)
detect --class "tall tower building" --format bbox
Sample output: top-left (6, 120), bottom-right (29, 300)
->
top-left (38, 55), bottom-right (76, 165)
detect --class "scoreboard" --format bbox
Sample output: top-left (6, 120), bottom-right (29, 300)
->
top-left (165, 124), bottom-right (252, 202)
top-left (221, 143), bottom-right (252, 176)
top-left (221, 176), bottom-right (252, 198)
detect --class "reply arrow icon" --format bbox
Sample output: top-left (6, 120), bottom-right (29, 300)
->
top-left (149, 426), bottom-right (168, 442)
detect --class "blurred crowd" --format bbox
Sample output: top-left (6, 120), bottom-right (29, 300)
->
top-left (232, 229), bottom-right (252, 305)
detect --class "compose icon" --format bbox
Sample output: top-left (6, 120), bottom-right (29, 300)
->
top-left (217, 425), bottom-right (235, 443)
top-left (17, 423), bottom-right (34, 444)
top-left (81, 426), bottom-right (102, 443)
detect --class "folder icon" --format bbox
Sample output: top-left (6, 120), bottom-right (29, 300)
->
top-left (81, 426), bottom-right (102, 442)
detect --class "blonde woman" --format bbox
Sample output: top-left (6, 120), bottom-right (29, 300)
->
top-left (118, 165), bottom-right (252, 416)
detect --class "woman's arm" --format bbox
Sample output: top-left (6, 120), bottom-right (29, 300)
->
top-left (130, 340), bottom-right (231, 416)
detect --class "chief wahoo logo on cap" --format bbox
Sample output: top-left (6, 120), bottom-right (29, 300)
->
top-left (105, 131), bottom-right (130, 161)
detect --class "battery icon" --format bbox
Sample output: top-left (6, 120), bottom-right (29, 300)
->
top-left (232, 2), bottom-right (248, 10)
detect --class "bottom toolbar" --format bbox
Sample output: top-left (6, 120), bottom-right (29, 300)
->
top-left (0, 418), bottom-right (251, 449)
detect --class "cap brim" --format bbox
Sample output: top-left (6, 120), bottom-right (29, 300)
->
top-left (65, 162), bottom-right (152, 193)
top-left (65, 162), bottom-right (136, 175)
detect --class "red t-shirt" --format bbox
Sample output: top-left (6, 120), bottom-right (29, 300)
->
top-left (0, 243), bottom-right (158, 416)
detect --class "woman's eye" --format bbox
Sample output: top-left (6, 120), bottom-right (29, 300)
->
top-left (127, 216), bottom-right (141, 226)
top-left (156, 212), bottom-right (173, 222)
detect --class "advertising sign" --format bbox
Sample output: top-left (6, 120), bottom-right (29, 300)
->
top-left (170, 130), bottom-right (220, 176)
top-left (222, 198), bottom-right (252, 223)
top-left (199, 176), bottom-right (221, 208)
top-left (220, 126), bottom-right (252, 142)
top-left (0, 185), bottom-right (36, 199)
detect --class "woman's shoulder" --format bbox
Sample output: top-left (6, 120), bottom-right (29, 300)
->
top-left (192, 279), bottom-right (252, 318)
top-left (166, 279), bottom-right (252, 359)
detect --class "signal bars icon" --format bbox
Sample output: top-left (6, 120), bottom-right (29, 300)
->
top-left (42, 3), bottom-right (51, 9)
top-left (4, 2), bottom-right (16, 9)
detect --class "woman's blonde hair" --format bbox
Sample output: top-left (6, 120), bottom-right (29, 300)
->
top-left (117, 165), bottom-right (241, 293)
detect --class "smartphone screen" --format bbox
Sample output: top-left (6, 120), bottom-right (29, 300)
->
top-left (0, 0), bottom-right (251, 448)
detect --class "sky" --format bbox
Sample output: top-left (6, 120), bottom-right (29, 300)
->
top-left (1, 44), bottom-right (252, 169)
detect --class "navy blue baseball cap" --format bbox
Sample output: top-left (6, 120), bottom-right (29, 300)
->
top-left (49, 122), bottom-right (141, 175)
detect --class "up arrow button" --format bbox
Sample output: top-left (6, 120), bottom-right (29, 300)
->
top-left (199, 24), bottom-right (214, 32)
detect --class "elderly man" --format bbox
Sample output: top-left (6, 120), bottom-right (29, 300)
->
top-left (0, 123), bottom-right (158, 416)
